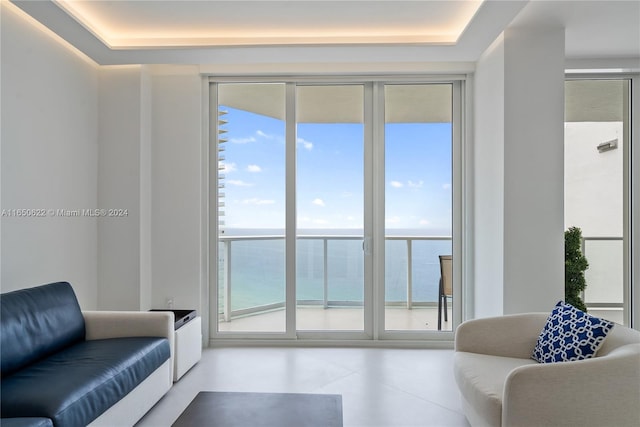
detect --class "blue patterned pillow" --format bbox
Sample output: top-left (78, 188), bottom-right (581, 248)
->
top-left (532, 301), bottom-right (615, 363)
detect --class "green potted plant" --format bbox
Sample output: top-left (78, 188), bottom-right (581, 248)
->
top-left (565, 227), bottom-right (589, 312)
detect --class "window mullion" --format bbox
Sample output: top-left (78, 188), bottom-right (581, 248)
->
top-left (285, 83), bottom-right (297, 338)
top-left (372, 82), bottom-right (386, 340)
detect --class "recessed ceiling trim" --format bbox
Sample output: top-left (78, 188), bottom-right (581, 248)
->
top-left (7, 0), bottom-right (530, 65)
top-left (52, 0), bottom-right (484, 49)
top-left (103, 36), bottom-right (457, 49)
top-left (51, 0), bottom-right (112, 48)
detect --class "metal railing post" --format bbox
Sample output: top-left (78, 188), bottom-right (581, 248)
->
top-left (323, 238), bottom-right (329, 309)
top-left (223, 239), bottom-right (232, 322)
top-left (406, 238), bottom-right (413, 309)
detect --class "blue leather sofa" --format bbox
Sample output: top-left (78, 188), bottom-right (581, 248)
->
top-left (1, 282), bottom-right (174, 427)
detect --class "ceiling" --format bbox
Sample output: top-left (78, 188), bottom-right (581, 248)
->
top-left (8, 0), bottom-right (640, 66)
top-left (52, 0), bottom-right (485, 48)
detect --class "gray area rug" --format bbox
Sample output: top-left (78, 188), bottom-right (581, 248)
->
top-left (172, 391), bottom-right (343, 427)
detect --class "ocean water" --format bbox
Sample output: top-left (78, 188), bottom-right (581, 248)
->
top-left (218, 229), bottom-right (452, 312)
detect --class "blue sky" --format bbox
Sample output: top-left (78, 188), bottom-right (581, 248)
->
top-left (220, 107), bottom-right (452, 235)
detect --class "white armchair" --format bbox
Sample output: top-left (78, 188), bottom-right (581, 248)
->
top-left (453, 313), bottom-right (640, 427)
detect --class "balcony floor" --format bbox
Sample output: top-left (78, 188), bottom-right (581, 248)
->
top-left (217, 306), bottom-right (453, 333)
top-left (217, 306), bottom-right (624, 335)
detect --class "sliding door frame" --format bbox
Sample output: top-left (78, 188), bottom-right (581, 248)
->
top-left (565, 73), bottom-right (638, 328)
top-left (208, 75), bottom-right (467, 344)
top-left (374, 80), bottom-right (464, 341)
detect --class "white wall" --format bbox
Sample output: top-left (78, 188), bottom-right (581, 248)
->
top-left (633, 78), bottom-right (640, 329)
top-left (473, 26), bottom-right (565, 317)
top-left (150, 66), bottom-right (204, 313)
top-left (94, 64), bottom-right (203, 312)
top-left (473, 34), bottom-right (505, 319)
top-left (97, 66), bottom-right (145, 310)
top-left (565, 122), bottom-right (624, 237)
top-left (502, 26), bottom-right (565, 314)
top-left (0, 3), bottom-right (99, 308)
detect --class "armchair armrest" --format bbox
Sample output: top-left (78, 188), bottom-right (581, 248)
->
top-left (82, 310), bottom-right (174, 355)
top-left (455, 313), bottom-right (548, 359)
top-left (503, 344), bottom-right (640, 427)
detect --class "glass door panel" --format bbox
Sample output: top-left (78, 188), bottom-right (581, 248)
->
top-left (296, 85), bottom-right (365, 331)
top-left (564, 79), bottom-right (630, 325)
top-left (383, 84), bottom-right (453, 331)
top-left (212, 79), bottom-right (461, 340)
top-left (216, 83), bottom-right (287, 333)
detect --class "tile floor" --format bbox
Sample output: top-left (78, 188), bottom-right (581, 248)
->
top-left (136, 347), bottom-right (469, 427)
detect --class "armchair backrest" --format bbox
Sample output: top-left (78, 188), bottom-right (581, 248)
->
top-left (598, 323), bottom-right (640, 357)
top-left (1, 282), bottom-right (85, 377)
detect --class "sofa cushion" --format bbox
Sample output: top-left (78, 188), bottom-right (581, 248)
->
top-left (1, 282), bottom-right (85, 377)
top-left (453, 352), bottom-right (537, 427)
top-left (1, 337), bottom-right (170, 427)
top-left (532, 301), bottom-right (615, 363)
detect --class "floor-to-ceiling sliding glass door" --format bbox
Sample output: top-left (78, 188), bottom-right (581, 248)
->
top-left (382, 84), bottom-right (455, 332)
top-left (211, 78), bottom-right (461, 340)
top-left (295, 84), bottom-right (367, 334)
top-left (214, 83), bottom-right (288, 334)
top-left (564, 76), bottom-right (635, 326)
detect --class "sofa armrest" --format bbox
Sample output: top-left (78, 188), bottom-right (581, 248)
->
top-left (502, 344), bottom-right (640, 427)
top-left (454, 313), bottom-right (548, 359)
top-left (82, 310), bottom-right (174, 354)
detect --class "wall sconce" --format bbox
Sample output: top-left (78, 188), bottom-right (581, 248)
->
top-left (597, 138), bottom-right (618, 153)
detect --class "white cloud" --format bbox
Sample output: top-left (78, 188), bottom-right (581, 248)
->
top-left (386, 216), bottom-right (401, 224)
top-left (419, 219), bottom-right (431, 225)
top-left (256, 130), bottom-right (278, 140)
top-left (229, 136), bottom-right (256, 144)
top-left (408, 180), bottom-right (424, 188)
top-left (297, 137), bottom-right (314, 150)
top-left (390, 181), bottom-right (404, 188)
top-left (227, 180), bottom-right (253, 187)
top-left (313, 219), bottom-right (329, 225)
top-left (312, 198), bottom-right (325, 207)
top-left (221, 162), bottom-right (237, 173)
top-left (442, 183), bottom-right (452, 190)
top-left (247, 164), bottom-right (262, 173)
top-left (242, 198), bottom-right (275, 205)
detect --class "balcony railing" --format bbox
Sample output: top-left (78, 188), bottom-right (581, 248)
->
top-left (218, 235), bottom-right (452, 322)
top-left (217, 235), bottom-right (624, 323)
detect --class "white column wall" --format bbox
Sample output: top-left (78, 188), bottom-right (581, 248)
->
top-left (150, 66), bottom-right (203, 313)
top-left (472, 34), bottom-right (505, 318)
top-left (0, 3), bottom-right (99, 308)
top-left (97, 66), bottom-right (145, 310)
top-left (632, 76), bottom-right (640, 329)
top-left (93, 65), bottom-right (204, 312)
top-left (140, 66), bottom-right (153, 311)
top-left (502, 26), bottom-right (565, 314)
top-left (473, 26), bottom-right (565, 317)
